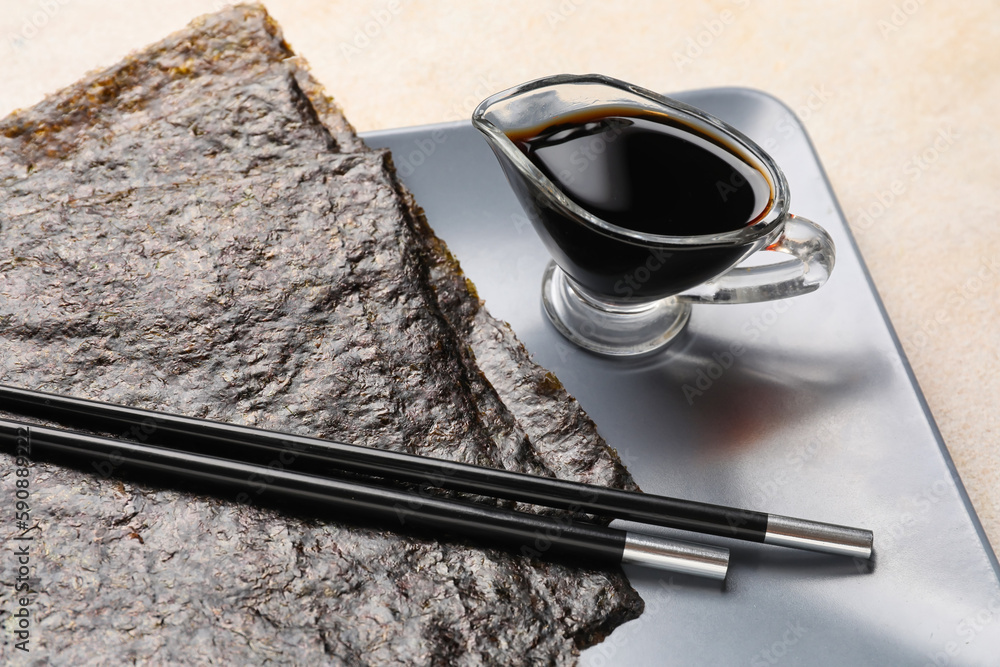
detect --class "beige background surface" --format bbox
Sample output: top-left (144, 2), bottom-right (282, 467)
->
top-left (1, 1), bottom-right (997, 553)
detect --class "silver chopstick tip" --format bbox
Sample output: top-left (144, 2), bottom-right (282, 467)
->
top-left (764, 514), bottom-right (873, 559)
top-left (621, 532), bottom-right (729, 580)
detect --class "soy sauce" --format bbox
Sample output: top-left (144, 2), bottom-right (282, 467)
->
top-left (506, 107), bottom-right (771, 236)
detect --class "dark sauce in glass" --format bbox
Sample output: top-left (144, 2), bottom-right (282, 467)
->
top-left (506, 107), bottom-right (771, 236)
top-left (500, 107), bottom-right (773, 299)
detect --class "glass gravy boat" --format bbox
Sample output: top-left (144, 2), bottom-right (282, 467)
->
top-left (473, 74), bottom-right (835, 356)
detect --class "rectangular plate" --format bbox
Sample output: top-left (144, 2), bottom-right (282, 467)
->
top-left (362, 88), bottom-right (1000, 666)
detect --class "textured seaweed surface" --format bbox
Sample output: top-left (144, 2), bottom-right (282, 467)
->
top-left (0, 5), bottom-right (643, 664)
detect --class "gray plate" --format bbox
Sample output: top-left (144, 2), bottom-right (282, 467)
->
top-left (362, 88), bottom-right (1000, 666)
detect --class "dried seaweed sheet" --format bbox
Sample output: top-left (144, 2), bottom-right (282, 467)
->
top-left (295, 62), bottom-right (642, 495)
top-left (0, 5), bottom-right (643, 665)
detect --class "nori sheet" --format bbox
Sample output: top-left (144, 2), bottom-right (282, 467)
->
top-left (0, 5), bottom-right (644, 664)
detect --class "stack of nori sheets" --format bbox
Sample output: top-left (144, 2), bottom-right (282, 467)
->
top-left (0, 5), bottom-right (644, 664)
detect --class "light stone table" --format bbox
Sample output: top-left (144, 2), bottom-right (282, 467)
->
top-left (1, 0), bottom-right (997, 639)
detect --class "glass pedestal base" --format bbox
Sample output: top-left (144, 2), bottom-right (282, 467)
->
top-left (541, 261), bottom-right (691, 356)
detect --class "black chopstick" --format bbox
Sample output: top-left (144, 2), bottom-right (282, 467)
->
top-left (0, 384), bottom-right (872, 558)
top-left (0, 417), bottom-right (728, 579)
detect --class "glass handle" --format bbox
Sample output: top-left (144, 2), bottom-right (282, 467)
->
top-left (675, 215), bottom-right (836, 305)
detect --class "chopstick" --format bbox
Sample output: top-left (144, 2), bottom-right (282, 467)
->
top-left (0, 383), bottom-right (872, 558)
top-left (0, 417), bottom-right (728, 580)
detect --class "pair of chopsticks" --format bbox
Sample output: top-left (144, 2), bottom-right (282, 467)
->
top-left (0, 384), bottom-right (872, 581)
